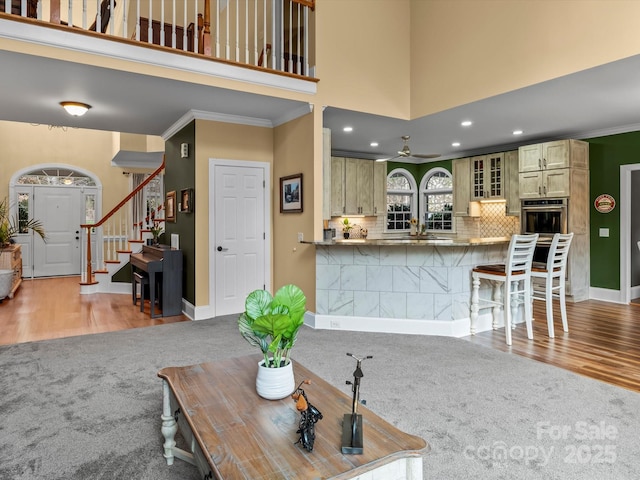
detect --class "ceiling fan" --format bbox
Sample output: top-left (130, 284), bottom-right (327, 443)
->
top-left (377, 135), bottom-right (441, 162)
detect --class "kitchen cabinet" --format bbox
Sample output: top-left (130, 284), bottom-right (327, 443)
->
top-left (519, 139), bottom-right (588, 173)
top-left (0, 244), bottom-right (22, 299)
top-left (322, 128), bottom-right (332, 220)
top-left (453, 158), bottom-right (476, 217)
top-left (373, 161), bottom-right (387, 216)
top-left (331, 156), bottom-right (384, 216)
top-left (330, 156), bottom-right (345, 217)
top-left (519, 169), bottom-right (571, 198)
top-left (518, 139), bottom-right (588, 199)
top-left (504, 150), bottom-right (520, 216)
top-left (471, 153), bottom-right (504, 200)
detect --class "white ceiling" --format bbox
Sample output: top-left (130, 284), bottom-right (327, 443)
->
top-left (327, 53), bottom-right (640, 162)
top-left (2, 47), bottom-right (640, 162)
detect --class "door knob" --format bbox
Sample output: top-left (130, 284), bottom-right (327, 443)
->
top-left (217, 246), bottom-right (228, 252)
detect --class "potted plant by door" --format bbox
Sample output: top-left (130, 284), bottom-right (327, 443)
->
top-left (0, 198), bottom-right (46, 300)
top-left (238, 284), bottom-right (306, 400)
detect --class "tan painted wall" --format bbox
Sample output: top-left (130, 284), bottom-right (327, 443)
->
top-left (410, 0), bottom-right (640, 118)
top-left (315, 0), bottom-right (411, 119)
top-left (0, 122), bottom-right (131, 211)
top-left (273, 112), bottom-right (316, 309)
top-left (194, 120), bottom-right (274, 306)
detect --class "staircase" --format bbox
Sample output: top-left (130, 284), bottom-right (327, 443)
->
top-left (79, 158), bottom-right (165, 294)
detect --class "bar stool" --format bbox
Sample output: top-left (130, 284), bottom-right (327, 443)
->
top-left (132, 272), bottom-right (150, 312)
top-left (531, 233), bottom-right (573, 338)
top-left (470, 234), bottom-right (539, 345)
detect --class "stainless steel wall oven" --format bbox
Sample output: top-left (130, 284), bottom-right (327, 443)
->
top-left (521, 198), bottom-right (568, 263)
top-left (521, 198), bottom-right (568, 237)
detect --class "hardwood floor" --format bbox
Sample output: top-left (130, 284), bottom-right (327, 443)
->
top-left (2, 277), bottom-right (640, 394)
top-left (0, 276), bottom-right (189, 346)
top-left (465, 298), bottom-right (640, 393)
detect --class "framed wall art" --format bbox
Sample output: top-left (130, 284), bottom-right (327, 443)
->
top-left (280, 173), bottom-right (303, 213)
top-left (165, 190), bottom-right (176, 222)
top-left (180, 188), bottom-right (193, 213)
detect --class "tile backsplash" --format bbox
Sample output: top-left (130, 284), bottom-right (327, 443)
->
top-left (328, 201), bottom-right (519, 239)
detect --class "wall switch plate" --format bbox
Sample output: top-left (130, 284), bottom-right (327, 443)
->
top-left (180, 143), bottom-right (189, 158)
top-left (297, 232), bottom-right (304, 242)
top-left (599, 228), bottom-right (610, 237)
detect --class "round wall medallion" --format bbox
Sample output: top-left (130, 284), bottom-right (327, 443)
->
top-left (594, 194), bottom-right (616, 213)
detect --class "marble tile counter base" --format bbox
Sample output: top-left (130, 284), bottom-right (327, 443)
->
top-left (314, 240), bottom-right (519, 337)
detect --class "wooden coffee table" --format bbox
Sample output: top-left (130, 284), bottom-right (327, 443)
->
top-left (158, 354), bottom-right (428, 479)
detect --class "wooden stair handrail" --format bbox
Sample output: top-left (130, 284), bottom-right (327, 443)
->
top-left (292, 0), bottom-right (315, 10)
top-left (80, 156), bottom-right (165, 230)
top-left (80, 155), bottom-right (165, 284)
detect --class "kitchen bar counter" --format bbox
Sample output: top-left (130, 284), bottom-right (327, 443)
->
top-left (309, 235), bottom-right (515, 338)
top-left (305, 236), bottom-right (510, 247)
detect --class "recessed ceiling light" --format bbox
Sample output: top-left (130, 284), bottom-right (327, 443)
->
top-left (343, 126), bottom-right (353, 132)
top-left (461, 120), bottom-right (472, 127)
top-left (370, 142), bottom-right (379, 147)
top-left (452, 142), bottom-right (461, 147)
top-left (513, 129), bottom-right (523, 135)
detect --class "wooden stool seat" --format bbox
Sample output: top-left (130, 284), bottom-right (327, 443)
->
top-left (132, 272), bottom-right (150, 313)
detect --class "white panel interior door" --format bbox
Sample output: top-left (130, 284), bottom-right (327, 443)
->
top-left (214, 164), bottom-right (266, 315)
top-left (33, 187), bottom-right (82, 277)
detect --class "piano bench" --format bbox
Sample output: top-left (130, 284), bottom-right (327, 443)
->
top-left (132, 272), bottom-right (150, 312)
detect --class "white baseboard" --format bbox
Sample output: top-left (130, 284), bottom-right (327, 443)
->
top-left (589, 287), bottom-right (625, 304)
top-left (304, 311), bottom-right (512, 338)
top-left (191, 303), bottom-right (216, 321)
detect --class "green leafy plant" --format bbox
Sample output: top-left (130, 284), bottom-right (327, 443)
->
top-left (0, 198), bottom-right (46, 247)
top-left (341, 217), bottom-right (353, 232)
top-left (238, 284), bottom-right (307, 368)
top-left (149, 223), bottom-right (164, 243)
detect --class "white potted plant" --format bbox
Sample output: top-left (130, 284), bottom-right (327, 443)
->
top-left (238, 284), bottom-right (306, 399)
top-left (0, 198), bottom-right (45, 300)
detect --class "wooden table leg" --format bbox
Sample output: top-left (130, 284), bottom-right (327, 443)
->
top-left (161, 380), bottom-right (177, 465)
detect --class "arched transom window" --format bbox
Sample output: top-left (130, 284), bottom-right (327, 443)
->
top-left (420, 167), bottom-right (453, 232)
top-left (386, 169), bottom-right (417, 231)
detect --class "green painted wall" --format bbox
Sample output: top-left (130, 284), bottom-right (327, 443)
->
top-left (386, 159), bottom-right (452, 184)
top-left (585, 132), bottom-right (640, 290)
top-left (165, 122), bottom-right (196, 304)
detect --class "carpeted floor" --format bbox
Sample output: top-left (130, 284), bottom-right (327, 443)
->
top-left (1, 316), bottom-right (639, 479)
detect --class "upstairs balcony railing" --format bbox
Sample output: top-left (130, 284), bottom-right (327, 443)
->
top-left (4, 0), bottom-right (316, 78)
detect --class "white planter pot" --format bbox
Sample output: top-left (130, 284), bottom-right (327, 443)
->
top-left (0, 269), bottom-right (13, 300)
top-left (255, 358), bottom-right (295, 400)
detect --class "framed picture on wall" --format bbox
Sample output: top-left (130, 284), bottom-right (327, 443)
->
top-left (180, 188), bottom-right (193, 213)
top-left (166, 191), bottom-right (176, 222)
top-left (280, 173), bottom-right (303, 213)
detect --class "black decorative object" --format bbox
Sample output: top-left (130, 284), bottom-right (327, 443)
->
top-left (292, 380), bottom-right (323, 451)
top-left (341, 353), bottom-right (373, 455)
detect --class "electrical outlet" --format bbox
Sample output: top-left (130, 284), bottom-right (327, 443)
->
top-left (330, 320), bottom-right (340, 328)
top-left (297, 232), bottom-right (304, 242)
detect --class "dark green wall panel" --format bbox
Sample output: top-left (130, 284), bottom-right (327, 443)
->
top-left (165, 121), bottom-right (196, 304)
top-left (585, 132), bottom-right (640, 290)
top-left (386, 159), bottom-right (452, 184)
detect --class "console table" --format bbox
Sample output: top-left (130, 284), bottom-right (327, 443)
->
top-left (158, 354), bottom-right (428, 479)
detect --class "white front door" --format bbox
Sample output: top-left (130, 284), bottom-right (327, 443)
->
top-left (33, 187), bottom-right (82, 277)
top-left (211, 161), bottom-right (269, 316)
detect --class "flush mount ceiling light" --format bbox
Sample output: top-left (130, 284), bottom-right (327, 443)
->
top-left (60, 101), bottom-right (92, 117)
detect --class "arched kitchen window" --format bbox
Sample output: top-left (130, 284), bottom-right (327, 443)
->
top-left (420, 167), bottom-right (453, 232)
top-left (386, 168), bottom-right (417, 231)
